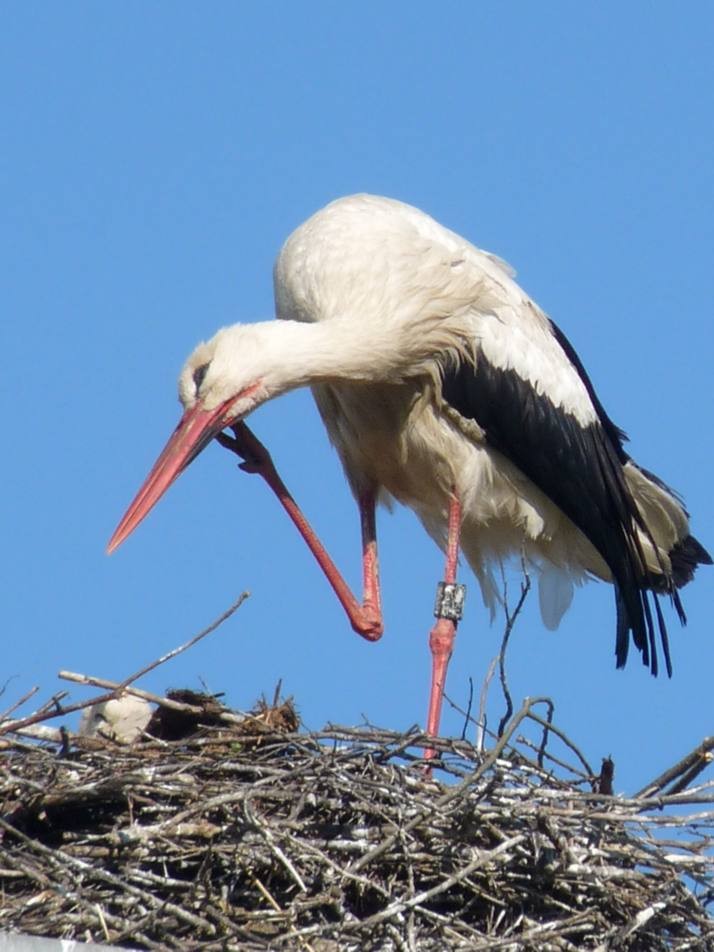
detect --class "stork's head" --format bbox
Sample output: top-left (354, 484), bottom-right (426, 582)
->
top-left (107, 322), bottom-right (282, 554)
top-left (177, 324), bottom-right (279, 415)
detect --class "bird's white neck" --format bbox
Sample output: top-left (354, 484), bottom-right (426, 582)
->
top-left (186, 310), bottom-right (471, 415)
top-left (271, 317), bottom-right (396, 386)
top-left (207, 318), bottom-right (421, 405)
top-left (258, 311), bottom-right (468, 395)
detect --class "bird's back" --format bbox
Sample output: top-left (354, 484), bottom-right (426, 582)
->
top-left (274, 194), bottom-right (514, 328)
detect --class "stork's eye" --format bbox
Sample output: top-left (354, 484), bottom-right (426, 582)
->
top-left (193, 363), bottom-right (209, 393)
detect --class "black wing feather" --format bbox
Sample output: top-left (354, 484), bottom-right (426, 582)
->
top-left (440, 320), bottom-right (672, 675)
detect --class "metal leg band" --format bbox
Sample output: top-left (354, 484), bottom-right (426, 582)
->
top-left (433, 581), bottom-right (466, 622)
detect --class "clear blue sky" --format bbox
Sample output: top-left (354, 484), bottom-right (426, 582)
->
top-left (3, 3), bottom-right (712, 792)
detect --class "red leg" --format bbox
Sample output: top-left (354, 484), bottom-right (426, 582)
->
top-left (425, 489), bottom-right (465, 759)
top-left (359, 485), bottom-right (382, 627)
top-left (217, 422), bottom-right (383, 641)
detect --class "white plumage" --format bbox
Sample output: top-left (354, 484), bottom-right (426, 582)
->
top-left (109, 194), bottom-right (710, 742)
top-left (78, 695), bottom-right (152, 744)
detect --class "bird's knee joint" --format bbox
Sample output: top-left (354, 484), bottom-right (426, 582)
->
top-left (354, 614), bottom-right (384, 642)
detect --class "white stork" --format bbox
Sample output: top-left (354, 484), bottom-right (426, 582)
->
top-left (108, 194), bottom-right (710, 751)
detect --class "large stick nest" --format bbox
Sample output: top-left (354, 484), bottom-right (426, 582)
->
top-left (1, 689), bottom-right (712, 950)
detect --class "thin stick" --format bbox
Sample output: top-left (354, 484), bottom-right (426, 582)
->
top-left (497, 569), bottom-right (531, 737)
top-left (635, 736), bottom-right (714, 799)
top-left (476, 655), bottom-right (499, 753)
top-left (355, 834), bottom-right (525, 928)
top-left (0, 685), bottom-right (39, 722)
top-left (533, 697), bottom-right (555, 770)
top-left (116, 590), bottom-right (250, 690)
top-left (461, 677), bottom-right (474, 741)
top-left (58, 671), bottom-right (244, 724)
top-left (348, 695), bottom-right (554, 875)
top-left (0, 592), bottom-right (249, 738)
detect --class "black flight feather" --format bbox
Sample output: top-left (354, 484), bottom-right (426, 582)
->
top-left (438, 318), bottom-right (699, 676)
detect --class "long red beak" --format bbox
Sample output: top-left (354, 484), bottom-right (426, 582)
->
top-left (107, 401), bottom-right (232, 554)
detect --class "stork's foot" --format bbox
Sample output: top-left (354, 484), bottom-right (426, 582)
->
top-left (216, 422), bottom-right (275, 476)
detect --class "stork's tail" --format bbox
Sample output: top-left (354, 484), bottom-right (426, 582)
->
top-left (651, 533), bottom-right (712, 591)
top-left (625, 462), bottom-right (712, 585)
top-left (615, 462), bottom-right (712, 675)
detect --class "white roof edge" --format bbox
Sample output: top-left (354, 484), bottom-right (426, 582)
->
top-left (0, 933), bottom-right (127, 951)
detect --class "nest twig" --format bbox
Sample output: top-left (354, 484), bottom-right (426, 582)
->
top-left (0, 696), bottom-right (711, 950)
top-left (1, 590), bottom-right (711, 949)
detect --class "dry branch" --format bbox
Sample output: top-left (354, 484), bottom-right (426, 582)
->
top-left (0, 592), bottom-right (249, 740)
top-left (0, 695), bottom-right (711, 950)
